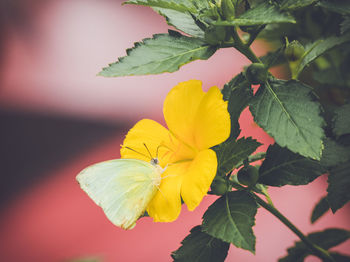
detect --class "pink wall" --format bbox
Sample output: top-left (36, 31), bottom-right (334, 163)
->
top-left (0, 1), bottom-right (349, 261)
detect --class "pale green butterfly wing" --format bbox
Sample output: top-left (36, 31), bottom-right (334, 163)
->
top-left (76, 159), bottom-right (161, 230)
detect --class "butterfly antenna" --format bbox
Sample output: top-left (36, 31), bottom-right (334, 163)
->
top-left (155, 145), bottom-right (162, 159)
top-left (143, 143), bottom-right (154, 159)
top-left (123, 146), bottom-right (150, 159)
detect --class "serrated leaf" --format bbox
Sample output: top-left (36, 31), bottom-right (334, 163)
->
top-left (99, 32), bottom-right (216, 77)
top-left (317, 1), bottom-right (350, 15)
top-left (259, 144), bottom-right (326, 187)
top-left (311, 196), bottom-right (330, 224)
top-left (296, 34), bottom-right (350, 76)
top-left (171, 226), bottom-right (230, 262)
top-left (333, 103), bottom-right (350, 137)
top-left (202, 191), bottom-right (258, 253)
top-left (250, 79), bottom-right (325, 160)
top-left (327, 161), bottom-right (350, 213)
top-left (222, 73), bottom-right (253, 138)
top-left (214, 2), bottom-right (296, 26)
top-left (124, 0), bottom-right (197, 13)
top-left (214, 137), bottom-right (261, 177)
top-left (153, 8), bottom-right (205, 38)
top-left (320, 138), bottom-right (350, 168)
top-left (279, 228), bottom-right (350, 262)
top-left (279, 0), bottom-right (318, 10)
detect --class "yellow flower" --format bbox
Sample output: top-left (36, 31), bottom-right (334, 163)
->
top-left (121, 80), bottom-right (231, 222)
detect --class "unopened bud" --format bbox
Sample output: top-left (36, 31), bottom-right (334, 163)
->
top-left (284, 40), bottom-right (305, 62)
top-left (237, 165), bottom-right (259, 187)
top-left (244, 63), bottom-right (268, 85)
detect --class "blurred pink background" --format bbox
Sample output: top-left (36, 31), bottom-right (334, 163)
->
top-left (0, 1), bottom-right (349, 261)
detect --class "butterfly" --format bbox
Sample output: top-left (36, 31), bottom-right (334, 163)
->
top-left (76, 154), bottom-right (164, 230)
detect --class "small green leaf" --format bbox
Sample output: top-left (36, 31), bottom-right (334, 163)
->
top-left (171, 226), bottom-right (230, 262)
top-left (202, 191), bottom-right (258, 253)
top-left (222, 73), bottom-right (253, 138)
top-left (124, 0), bottom-right (197, 13)
top-left (153, 8), bottom-right (205, 38)
top-left (320, 138), bottom-right (350, 168)
top-left (279, 228), bottom-right (350, 262)
top-left (99, 31), bottom-right (216, 77)
top-left (259, 144), bottom-right (326, 187)
top-left (317, 0), bottom-right (350, 15)
top-left (296, 34), bottom-right (350, 76)
top-left (279, 0), bottom-right (318, 10)
top-left (327, 161), bottom-right (350, 213)
top-left (214, 137), bottom-right (261, 177)
top-left (250, 79), bottom-right (325, 160)
top-left (260, 47), bottom-right (286, 68)
top-left (214, 2), bottom-right (296, 26)
top-left (333, 103), bottom-right (350, 137)
top-left (311, 196), bottom-right (330, 224)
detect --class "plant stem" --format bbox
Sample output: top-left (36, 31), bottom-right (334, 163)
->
top-left (254, 194), bottom-right (336, 262)
top-left (231, 27), bottom-right (261, 63)
top-left (235, 152), bottom-right (266, 170)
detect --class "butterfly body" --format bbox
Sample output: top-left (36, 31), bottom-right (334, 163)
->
top-left (76, 158), bottom-right (163, 229)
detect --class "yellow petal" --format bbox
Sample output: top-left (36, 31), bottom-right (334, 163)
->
top-left (163, 80), bottom-right (205, 148)
top-left (147, 161), bottom-right (190, 222)
top-left (181, 149), bottom-right (217, 211)
top-left (194, 86), bottom-right (231, 150)
top-left (120, 119), bottom-right (173, 167)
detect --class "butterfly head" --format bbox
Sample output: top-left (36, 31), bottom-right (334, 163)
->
top-left (150, 158), bottom-right (159, 166)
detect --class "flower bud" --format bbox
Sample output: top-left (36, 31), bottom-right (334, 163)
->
top-left (211, 176), bottom-right (230, 195)
top-left (221, 0), bottom-right (236, 20)
top-left (244, 63), bottom-right (268, 85)
top-left (204, 25), bottom-right (227, 45)
top-left (237, 165), bottom-right (259, 187)
top-left (284, 40), bottom-right (305, 62)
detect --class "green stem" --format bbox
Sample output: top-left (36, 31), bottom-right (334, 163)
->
top-left (231, 27), bottom-right (261, 63)
top-left (246, 25), bottom-right (265, 46)
top-left (235, 152), bottom-right (266, 170)
top-left (254, 194), bottom-right (336, 262)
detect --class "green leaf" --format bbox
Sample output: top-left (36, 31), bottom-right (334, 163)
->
top-left (260, 47), bottom-right (286, 69)
top-left (214, 2), bottom-right (296, 26)
top-left (279, 0), bottom-right (318, 10)
top-left (124, 0), bottom-right (197, 13)
top-left (310, 196), bottom-right (330, 224)
top-left (171, 226), bottom-right (230, 262)
top-left (214, 137), bottom-right (261, 177)
top-left (341, 16), bottom-right (350, 35)
top-left (313, 68), bottom-right (347, 86)
top-left (296, 34), bottom-right (350, 76)
top-left (258, 144), bottom-right (326, 187)
top-left (99, 31), bottom-right (216, 77)
top-left (279, 228), bottom-right (350, 262)
top-left (222, 73), bottom-right (253, 138)
top-left (318, 0), bottom-right (350, 15)
top-left (153, 8), bottom-right (205, 38)
top-left (333, 103), bottom-right (350, 137)
top-left (320, 138), bottom-right (350, 168)
top-left (327, 161), bottom-right (350, 213)
top-left (202, 191), bottom-right (258, 253)
top-left (250, 79), bottom-right (325, 160)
